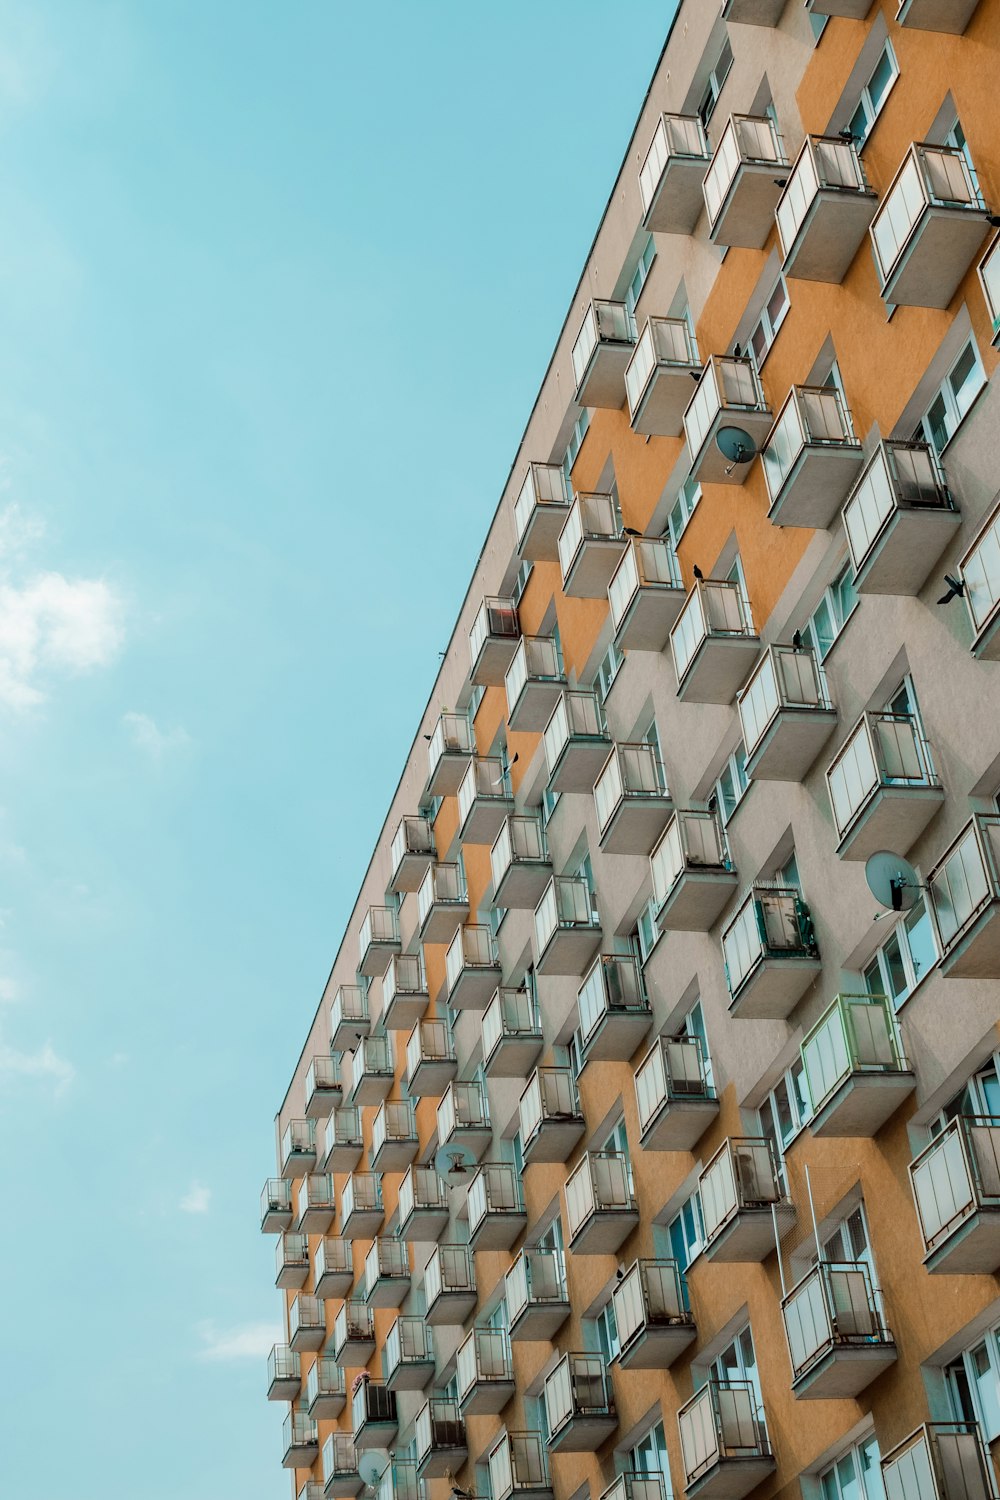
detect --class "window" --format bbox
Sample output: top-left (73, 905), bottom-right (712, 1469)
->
top-left (625, 234), bottom-right (656, 318)
top-left (562, 409), bottom-right (591, 489)
top-left (594, 639), bottom-right (624, 703)
top-left (758, 1065), bottom-right (811, 1189)
top-left (513, 558), bottom-right (533, 605)
top-left (934, 1057), bottom-right (1000, 1132)
top-left (820, 1435), bottom-right (885, 1500)
top-left (630, 1422), bottom-right (671, 1489)
top-left (470, 682), bottom-right (486, 720)
top-left (535, 1216), bottom-right (564, 1253)
top-left (862, 897), bottom-right (937, 1010)
top-left (847, 41), bottom-right (898, 147)
top-left (635, 896), bottom-right (660, 964)
top-left (603, 1116), bottom-right (634, 1191)
top-left (509, 1130), bottom-right (525, 1178)
top-left (820, 1203), bottom-right (883, 1319)
top-left (776, 851), bottom-right (800, 890)
top-left (667, 1193), bottom-right (705, 1273)
top-left (801, 564), bottom-right (858, 660)
top-left (946, 1324), bottom-right (1000, 1442)
top-left (542, 785), bottom-right (561, 827)
top-left (683, 1001), bottom-right (715, 1091)
top-left (486, 1297), bottom-right (510, 1333)
top-left (747, 276), bottom-right (790, 371)
top-left (697, 37), bottom-right (733, 128)
top-left (592, 1297), bottom-right (621, 1363)
top-left (667, 477), bottom-right (702, 550)
top-left (917, 337), bottom-right (986, 455)
top-left (709, 1326), bottom-right (763, 1414)
top-left (715, 742), bottom-right (749, 825)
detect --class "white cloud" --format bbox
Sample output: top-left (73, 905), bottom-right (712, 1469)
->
top-left (180, 1181), bottom-right (211, 1215)
top-left (0, 568), bottom-right (124, 709)
top-left (123, 710), bottom-right (192, 761)
top-left (0, 503), bottom-right (44, 557)
top-left (196, 1321), bottom-right (279, 1362)
top-left (0, 1036), bottom-right (74, 1094)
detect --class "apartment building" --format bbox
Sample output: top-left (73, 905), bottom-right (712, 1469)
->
top-left (262, 4), bottom-right (1000, 1499)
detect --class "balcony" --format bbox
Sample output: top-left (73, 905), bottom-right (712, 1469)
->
top-left (468, 1162), bottom-right (528, 1250)
top-left (364, 1238), bottom-right (411, 1309)
top-left (370, 1098), bottom-right (418, 1172)
top-left (677, 1380), bottom-right (774, 1498)
top-left (803, 992), bottom-right (915, 1136)
top-left (446, 924), bottom-right (502, 1010)
top-left (397, 1164), bottom-right (450, 1242)
top-left (296, 1173), bottom-right (337, 1234)
top-left (358, 906), bottom-right (401, 979)
top-left (639, 112), bottom-right (712, 235)
top-left (722, 0), bottom-right (787, 20)
top-left (405, 1018), bottom-right (458, 1096)
top-left (332, 1299), bottom-right (376, 1365)
top-left (491, 816), bottom-right (552, 909)
top-left (609, 538), bottom-right (685, 652)
top-left (505, 635), bottom-right (567, 732)
top-left (458, 756), bottom-right (514, 844)
top-left (314, 1236), bottom-right (354, 1299)
top-left (346, 1035), bottom-right (394, 1107)
top-left (275, 1231), bottom-right (309, 1290)
top-left (544, 690), bottom-right (610, 794)
top-left (416, 1398), bottom-right (467, 1479)
top-left (381, 954), bottom-right (428, 1033)
top-left (331, 985), bottom-right (370, 1053)
top-left (340, 1172), bottom-right (384, 1239)
top-left (289, 1294), bottom-right (326, 1353)
top-left (506, 1247), bottom-right (570, 1341)
top-left (458, 1328), bottom-right (515, 1414)
top-left (322, 1434), bottom-right (363, 1500)
top-left (845, 441), bottom-right (959, 596)
top-left (304, 1055), bottom-right (342, 1119)
top-left (684, 356), bottom-right (773, 487)
top-left (670, 580), bottom-right (759, 703)
top-left (782, 1259), bottom-right (896, 1399)
top-left (635, 1035), bottom-right (719, 1151)
top-left (595, 742), bottom-right (672, 855)
top-left (626, 317), bottom-right (702, 436)
top-left (375, 1464), bottom-right (421, 1500)
top-left (489, 1432), bottom-right (553, 1500)
top-left (805, 0), bottom-right (874, 12)
top-left (267, 1343), bottom-right (301, 1400)
top-left (283, 1411), bottom-right (319, 1470)
top-left (651, 810), bottom-right (738, 931)
top-left (424, 1242), bottom-right (478, 1325)
top-left (389, 815), bottom-right (435, 894)
top-left (520, 1067), bottom-right (586, 1165)
top-left (602, 1476), bottom-right (671, 1500)
top-left (261, 1178), bottom-right (293, 1233)
top-left (762, 384), bottom-right (863, 528)
top-left (578, 953), bottom-right (651, 1063)
top-left (417, 860), bottom-right (469, 944)
top-left (533, 875), bottom-right (602, 976)
top-left (738, 644), bottom-right (837, 782)
top-left (910, 1116), bottom-right (1000, 1273)
top-left (929, 816), bottom-right (1000, 978)
top-left (321, 1107), bottom-right (364, 1174)
top-left (470, 595), bottom-right (521, 687)
top-left (897, 0), bottom-right (982, 27)
top-left (871, 143), bottom-right (990, 306)
top-left (826, 709), bottom-right (944, 861)
top-left (306, 1356), bottom-right (347, 1419)
top-left (558, 491), bottom-right (626, 597)
top-left (699, 1137), bottom-right (794, 1261)
top-left (544, 1352), bottom-right (617, 1452)
top-left (427, 711), bottom-right (475, 797)
top-left (776, 134), bottom-right (878, 282)
top-left (565, 1150), bottom-right (639, 1253)
top-left (882, 1423), bottom-right (999, 1499)
top-left (613, 1259), bottom-right (695, 1368)
top-left (437, 1079), bottom-right (492, 1162)
top-left (722, 886), bottom-right (821, 1020)
top-left (572, 299), bottom-right (635, 408)
top-left (704, 114), bottom-right (788, 248)
top-left (300, 1486), bottom-right (326, 1500)
top-left (514, 463), bottom-right (571, 563)
top-left (384, 1315), bottom-right (435, 1392)
top-left (483, 986), bottom-right (544, 1077)
top-left (960, 498), bottom-right (1000, 656)
top-left (280, 1119), bottom-right (317, 1178)
top-left (352, 1380), bottom-right (398, 1451)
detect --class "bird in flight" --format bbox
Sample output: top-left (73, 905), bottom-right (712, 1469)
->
top-left (937, 574), bottom-right (965, 605)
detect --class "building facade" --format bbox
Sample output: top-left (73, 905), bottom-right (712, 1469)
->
top-left (263, 4), bottom-right (1000, 1499)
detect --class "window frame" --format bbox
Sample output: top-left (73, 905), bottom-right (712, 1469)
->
top-left (847, 39), bottom-right (899, 149)
top-left (667, 476), bottom-right (703, 550)
top-left (800, 563), bottom-right (860, 662)
top-left (917, 335), bottom-right (987, 456)
top-left (747, 275), bottom-right (790, 372)
top-left (697, 37), bottom-right (733, 129)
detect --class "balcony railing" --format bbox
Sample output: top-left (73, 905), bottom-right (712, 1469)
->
top-left (424, 1242), bottom-right (478, 1324)
top-left (306, 1355), bottom-right (347, 1418)
top-left (468, 1162), bottom-right (527, 1250)
top-left (700, 1137), bottom-right (792, 1260)
top-left (304, 1054), bottom-right (342, 1118)
top-left (314, 1236), bottom-right (354, 1299)
top-left (322, 1107), bottom-right (363, 1173)
top-left (322, 1433), bottom-right (361, 1498)
top-left (881, 1422), bottom-right (999, 1500)
top-left (612, 1259), bottom-right (694, 1369)
top-left (650, 809), bottom-right (737, 930)
top-left (600, 1476), bottom-right (668, 1500)
top-left (703, 114), bottom-right (787, 248)
top-left (289, 1293), bottom-right (326, 1351)
top-left (505, 634), bottom-right (567, 731)
top-left (352, 1380), bottom-right (398, 1449)
top-left (722, 885), bottom-right (820, 1019)
top-left (625, 317), bottom-right (701, 436)
top-left (844, 441), bottom-right (959, 595)
top-left (358, 905), bottom-right (400, 977)
top-left (670, 579), bottom-right (758, 702)
top-left (543, 689), bottom-right (610, 793)
top-left (384, 1315), bottom-right (435, 1391)
top-left (437, 1078), bottom-right (492, 1162)
top-left (381, 954), bottom-right (427, 1032)
top-left (482, 985), bottom-right (544, 1077)
top-left (544, 1352), bottom-right (617, 1451)
top-left (506, 1248), bottom-right (570, 1340)
top-left (520, 1067), bottom-right (585, 1163)
top-left (341, 1171), bottom-right (384, 1237)
top-left (415, 1397), bottom-right (467, 1478)
top-left (397, 1164), bottom-right (450, 1242)
top-left (910, 1115), bottom-right (1000, 1273)
top-left (514, 463), bottom-right (571, 562)
top-left (446, 923), bottom-right (501, 1009)
top-left (635, 1034), bottom-right (718, 1151)
top-left (870, 142), bottom-right (989, 306)
top-left (577, 953), bottom-right (651, 1062)
top-left (684, 356), bottom-right (772, 485)
top-left (489, 1431), bottom-right (553, 1500)
top-left (802, 992), bottom-right (913, 1136)
top-left (280, 1118), bottom-right (317, 1177)
top-left (928, 815), bottom-right (1000, 976)
top-left (404, 1018), bottom-right (457, 1095)
top-left (371, 1098), bottom-right (418, 1171)
top-left (427, 711), bottom-right (475, 796)
top-left (762, 384), bottom-right (863, 527)
top-left (776, 134), bottom-right (877, 282)
top-left (457, 1327), bottom-right (515, 1414)
top-left (491, 815), bottom-right (551, 909)
top-left (571, 299), bottom-right (636, 408)
top-left (470, 595), bottom-right (521, 686)
top-left (677, 1379), bottom-right (773, 1493)
top-left (738, 643), bottom-right (836, 781)
top-left (333, 1298), bottom-right (376, 1362)
top-left (364, 1237), bottom-right (411, 1307)
top-left (331, 984), bottom-right (370, 1052)
top-left (283, 1411), bottom-right (319, 1468)
top-left (389, 814), bottom-right (435, 894)
top-left (826, 709), bottom-right (942, 859)
top-left (557, 491), bottom-right (625, 598)
top-left (565, 1150), bottom-right (638, 1252)
top-left (594, 741), bottom-right (671, 855)
top-left (533, 875), bottom-right (601, 975)
top-left (267, 1343), bottom-right (301, 1400)
top-left (639, 112), bottom-right (711, 235)
top-left (417, 859), bottom-right (469, 944)
top-left (459, 756), bottom-right (514, 843)
top-left (296, 1172), bottom-right (336, 1233)
top-left (782, 1259), bottom-right (894, 1396)
top-left (609, 537), bottom-right (684, 652)
top-left (275, 1231), bottom-right (309, 1289)
top-left (346, 1034), bottom-right (394, 1106)
top-left (375, 1463), bottom-right (421, 1500)
top-left (261, 1177), bottom-right (293, 1232)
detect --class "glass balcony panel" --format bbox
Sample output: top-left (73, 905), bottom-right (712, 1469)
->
top-left (281, 1117), bottom-right (317, 1176)
top-left (468, 1163), bottom-right (526, 1247)
top-left (276, 1231), bottom-right (309, 1287)
top-left (268, 1342), bottom-right (301, 1398)
top-left (871, 143), bottom-right (988, 306)
top-left (678, 1379), bottom-right (772, 1490)
top-left (572, 300), bottom-right (635, 405)
top-left (506, 1247), bottom-right (569, 1336)
top-left (639, 113), bottom-right (711, 233)
top-left (483, 985), bottom-right (544, 1075)
top-left (739, 644), bottom-right (833, 778)
top-left (910, 1116), bottom-right (1000, 1271)
top-left (700, 1137), bottom-right (784, 1245)
top-left (514, 463), bottom-right (571, 560)
top-left (489, 1432), bottom-right (552, 1500)
top-left (801, 992), bottom-right (912, 1135)
top-left (322, 1432), bottom-right (361, 1494)
top-left (881, 1422), bottom-right (998, 1500)
top-left (827, 710), bottom-right (940, 855)
top-left (283, 1411), bottom-right (319, 1466)
top-left (704, 115), bottom-right (786, 248)
top-left (929, 816), bottom-right (1000, 972)
top-left (261, 1177), bottom-right (293, 1231)
top-left (470, 595), bottom-right (521, 685)
top-left (670, 580), bottom-right (756, 700)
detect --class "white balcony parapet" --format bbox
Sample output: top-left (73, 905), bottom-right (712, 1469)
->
top-left (425, 1242), bottom-right (478, 1325)
top-left (261, 1177), bottom-right (293, 1233)
top-left (871, 141), bottom-right (990, 306)
top-left (533, 875), bottom-right (601, 976)
top-left (722, 885), bottom-right (821, 1020)
top-left (267, 1343), bottom-right (301, 1400)
top-left (304, 1054), bottom-right (343, 1119)
top-left (488, 1431), bottom-right (553, 1500)
top-left (595, 741), bottom-right (672, 855)
top-left (322, 1107), bottom-right (364, 1173)
top-left (826, 708), bottom-right (943, 861)
top-left (506, 1248), bottom-right (570, 1341)
top-left (626, 317), bottom-right (701, 436)
top-left (677, 1379), bottom-right (774, 1496)
top-left (352, 1380), bottom-right (398, 1451)
top-left (468, 1162), bottom-right (528, 1250)
top-left (389, 815), bottom-right (435, 894)
top-left (427, 712), bottom-right (475, 796)
top-left (776, 134), bottom-right (878, 282)
top-left (544, 1352), bottom-right (617, 1451)
top-left (844, 440), bottom-right (959, 596)
top-left (358, 905), bottom-right (401, 979)
top-left (565, 1150), bottom-right (639, 1253)
top-left (314, 1236), bottom-right (354, 1299)
top-left (684, 355), bottom-right (772, 486)
top-left (397, 1164), bottom-right (450, 1243)
top-left (289, 1293), bottom-right (326, 1352)
top-left (520, 1067), bottom-right (585, 1164)
top-left (571, 299), bottom-right (636, 408)
top-left (280, 1118), bottom-right (317, 1178)
top-left (703, 114), bottom-right (788, 248)
top-left (505, 635), bottom-right (567, 732)
top-left (364, 1237), bottom-right (411, 1308)
top-left (283, 1411), bottom-right (319, 1469)
top-left (296, 1172), bottom-right (336, 1234)
top-left (306, 1356), bottom-right (347, 1419)
top-left (446, 923), bottom-right (502, 1010)
top-left (558, 491), bottom-right (626, 598)
top-left (881, 1422), bottom-right (999, 1500)
top-left (612, 1259), bottom-right (695, 1369)
top-left (909, 1115), bottom-right (1000, 1273)
top-left (762, 384), bottom-right (863, 527)
top-left (650, 809), bottom-right (738, 930)
top-left (417, 860), bottom-right (469, 944)
top-left (404, 1018), bottom-right (457, 1096)
top-left (384, 1315), bottom-right (435, 1392)
top-left (346, 1034), bottom-right (395, 1107)
top-left (381, 953), bottom-right (428, 1033)
top-left (415, 1398), bottom-right (468, 1479)
top-left (275, 1231), bottom-right (309, 1289)
top-left (670, 579), bottom-right (759, 703)
top-left (470, 596), bottom-right (521, 687)
top-left (514, 463), bottom-right (571, 563)
top-left (331, 985), bottom-right (371, 1054)
top-left (577, 953), bottom-right (651, 1062)
top-left (635, 1035), bottom-right (719, 1151)
top-left (928, 815), bottom-right (1000, 977)
top-left (457, 1327), bottom-right (515, 1415)
top-left (437, 1078), bottom-right (492, 1162)
top-left (322, 1432), bottom-right (363, 1499)
top-left (782, 1258), bottom-right (895, 1398)
top-left (639, 113), bottom-right (711, 235)
top-left (802, 992), bottom-right (914, 1137)
top-left (371, 1098), bottom-right (418, 1172)
top-left (459, 756), bottom-right (515, 844)
top-left (699, 1136), bottom-right (794, 1261)
top-left (483, 985), bottom-right (544, 1077)
top-left (738, 643), bottom-right (837, 782)
top-left (341, 1170), bottom-right (384, 1238)
top-left (609, 537), bottom-right (685, 652)
top-left (543, 690), bottom-right (610, 794)
top-left (491, 815), bottom-right (552, 910)
top-left (961, 497), bottom-right (1000, 656)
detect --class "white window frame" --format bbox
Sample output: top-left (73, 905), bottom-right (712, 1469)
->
top-left (625, 234), bottom-right (656, 318)
top-left (819, 1434), bottom-right (885, 1500)
top-left (630, 1421), bottom-right (672, 1491)
top-left (917, 336), bottom-right (987, 456)
top-left (945, 1324), bottom-right (1000, 1443)
top-left (697, 37), bottom-right (733, 128)
top-left (847, 39), bottom-right (899, 148)
top-left (667, 477), bottom-right (702, 550)
top-left (594, 638), bottom-right (624, 704)
top-left (747, 275), bottom-right (789, 372)
top-left (635, 896), bottom-right (660, 965)
top-left (667, 1192), bottom-right (705, 1272)
top-left (683, 1000), bottom-right (715, 1091)
top-left (562, 409), bottom-right (591, 489)
top-left (861, 895), bottom-right (937, 1011)
top-left (801, 563), bottom-right (859, 661)
top-left (715, 742), bottom-right (749, 826)
top-left (758, 1064), bottom-right (811, 1190)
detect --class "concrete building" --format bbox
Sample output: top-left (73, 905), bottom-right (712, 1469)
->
top-left (263, 3), bottom-right (1000, 1498)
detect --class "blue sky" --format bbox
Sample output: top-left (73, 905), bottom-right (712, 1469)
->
top-left (0, 3), bottom-right (677, 1495)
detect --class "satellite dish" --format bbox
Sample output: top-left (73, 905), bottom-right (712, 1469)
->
top-left (865, 850), bottom-right (921, 913)
top-left (433, 1141), bottom-right (479, 1182)
top-left (358, 1451), bottom-right (390, 1491)
top-left (716, 425), bottom-right (759, 466)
